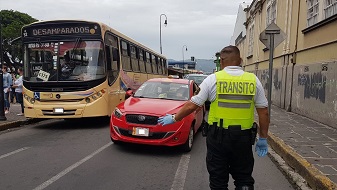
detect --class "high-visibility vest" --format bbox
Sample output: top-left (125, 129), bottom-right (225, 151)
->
top-left (208, 70), bottom-right (256, 130)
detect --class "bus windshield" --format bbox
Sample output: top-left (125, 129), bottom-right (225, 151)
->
top-left (24, 40), bottom-right (105, 82)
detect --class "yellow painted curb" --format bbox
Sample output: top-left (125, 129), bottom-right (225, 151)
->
top-left (268, 132), bottom-right (337, 190)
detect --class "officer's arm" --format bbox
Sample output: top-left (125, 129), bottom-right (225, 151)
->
top-left (174, 101), bottom-right (200, 122)
top-left (256, 107), bottom-right (269, 138)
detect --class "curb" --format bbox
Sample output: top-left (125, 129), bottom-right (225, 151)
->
top-left (0, 118), bottom-right (42, 131)
top-left (268, 132), bottom-right (337, 190)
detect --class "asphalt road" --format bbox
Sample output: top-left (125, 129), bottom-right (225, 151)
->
top-left (0, 119), bottom-right (295, 190)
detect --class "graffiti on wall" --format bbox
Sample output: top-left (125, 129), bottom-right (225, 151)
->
top-left (258, 69), bottom-right (281, 91)
top-left (273, 69), bottom-right (281, 90)
top-left (297, 72), bottom-right (326, 103)
top-left (259, 70), bottom-right (269, 90)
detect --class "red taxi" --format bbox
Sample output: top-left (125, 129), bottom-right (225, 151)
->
top-left (110, 78), bottom-right (204, 152)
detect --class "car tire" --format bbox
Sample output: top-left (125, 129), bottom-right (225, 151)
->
top-left (181, 125), bottom-right (194, 152)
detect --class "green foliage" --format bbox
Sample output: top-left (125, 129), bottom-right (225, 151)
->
top-left (1, 10), bottom-right (37, 63)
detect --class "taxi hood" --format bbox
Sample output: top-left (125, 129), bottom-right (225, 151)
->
top-left (120, 97), bottom-right (186, 115)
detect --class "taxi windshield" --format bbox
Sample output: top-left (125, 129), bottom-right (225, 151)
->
top-left (23, 40), bottom-right (105, 82)
top-left (134, 81), bottom-right (189, 101)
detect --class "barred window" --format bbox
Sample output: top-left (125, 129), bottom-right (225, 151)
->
top-left (307, 0), bottom-right (320, 26)
top-left (324, 0), bottom-right (337, 18)
top-left (266, 0), bottom-right (277, 26)
top-left (247, 24), bottom-right (254, 57)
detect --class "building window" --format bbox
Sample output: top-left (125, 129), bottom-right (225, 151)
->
top-left (307, 0), bottom-right (320, 26)
top-left (324, 0), bottom-right (337, 18)
top-left (266, 0), bottom-right (277, 26)
top-left (248, 24), bottom-right (254, 57)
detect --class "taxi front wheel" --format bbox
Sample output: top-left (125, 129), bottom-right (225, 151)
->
top-left (181, 125), bottom-right (194, 152)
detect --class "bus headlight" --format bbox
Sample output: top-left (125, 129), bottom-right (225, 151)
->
top-left (85, 97), bottom-right (91, 103)
top-left (30, 98), bottom-right (35, 104)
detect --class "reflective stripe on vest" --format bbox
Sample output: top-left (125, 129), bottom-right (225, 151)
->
top-left (208, 70), bottom-right (256, 130)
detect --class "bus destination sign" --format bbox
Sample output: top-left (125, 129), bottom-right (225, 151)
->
top-left (23, 23), bottom-right (101, 37)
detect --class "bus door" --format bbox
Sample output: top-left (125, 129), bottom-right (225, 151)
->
top-left (105, 42), bottom-right (121, 114)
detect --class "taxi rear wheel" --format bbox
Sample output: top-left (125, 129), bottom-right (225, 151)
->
top-left (181, 125), bottom-right (194, 152)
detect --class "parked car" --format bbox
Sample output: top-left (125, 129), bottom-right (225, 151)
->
top-left (184, 74), bottom-right (208, 85)
top-left (110, 78), bottom-right (204, 152)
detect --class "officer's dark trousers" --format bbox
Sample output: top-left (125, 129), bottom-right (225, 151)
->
top-left (206, 127), bottom-right (254, 190)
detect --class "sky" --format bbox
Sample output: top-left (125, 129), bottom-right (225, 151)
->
top-left (1, 0), bottom-right (246, 61)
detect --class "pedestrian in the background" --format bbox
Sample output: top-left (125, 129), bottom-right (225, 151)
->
top-left (12, 67), bottom-right (24, 116)
top-left (10, 72), bottom-right (17, 103)
top-left (2, 66), bottom-right (12, 114)
top-left (158, 45), bottom-right (270, 190)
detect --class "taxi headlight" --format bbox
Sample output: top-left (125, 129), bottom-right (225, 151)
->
top-left (114, 108), bottom-right (123, 118)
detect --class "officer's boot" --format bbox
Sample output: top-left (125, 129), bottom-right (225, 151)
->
top-left (235, 185), bottom-right (254, 190)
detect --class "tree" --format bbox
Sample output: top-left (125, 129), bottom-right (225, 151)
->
top-left (0, 10), bottom-right (37, 66)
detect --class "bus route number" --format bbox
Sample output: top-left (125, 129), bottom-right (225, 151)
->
top-left (37, 70), bottom-right (50, 81)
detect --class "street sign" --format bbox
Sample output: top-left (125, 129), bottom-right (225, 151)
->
top-left (259, 22), bottom-right (286, 122)
top-left (259, 22), bottom-right (286, 49)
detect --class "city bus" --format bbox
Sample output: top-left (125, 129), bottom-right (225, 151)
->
top-left (21, 20), bottom-right (168, 118)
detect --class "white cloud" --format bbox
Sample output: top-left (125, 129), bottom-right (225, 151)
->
top-left (1, 0), bottom-right (242, 60)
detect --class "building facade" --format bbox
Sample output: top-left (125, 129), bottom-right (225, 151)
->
top-left (233, 0), bottom-right (337, 128)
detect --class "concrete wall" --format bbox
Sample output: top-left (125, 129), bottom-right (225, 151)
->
top-left (291, 59), bottom-right (337, 128)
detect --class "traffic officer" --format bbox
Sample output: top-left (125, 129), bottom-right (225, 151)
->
top-left (158, 45), bottom-right (269, 190)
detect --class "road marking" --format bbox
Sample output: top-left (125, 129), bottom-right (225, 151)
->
top-left (170, 154), bottom-right (191, 190)
top-left (0, 147), bottom-right (30, 160)
top-left (33, 142), bottom-right (113, 190)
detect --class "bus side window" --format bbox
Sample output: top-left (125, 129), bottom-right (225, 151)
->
top-left (163, 59), bottom-right (167, 75)
top-left (158, 58), bottom-right (163, 74)
top-left (145, 52), bottom-right (152, 74)
top-left (139, 49), bottom-right (146, 73)
top-left (152, 55), bottom-right (158, 74)
top-left (121, 40), bottom-right (131, 71)
top-left (130, 45), bottom-right (139, 72)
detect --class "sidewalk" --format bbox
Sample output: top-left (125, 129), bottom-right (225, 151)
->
top-left (268, 106), bottom-right (337, 190)
top-left (0, 104), bottom-right (336, 189)
top-left (0, 103), bottom-right (33, 131)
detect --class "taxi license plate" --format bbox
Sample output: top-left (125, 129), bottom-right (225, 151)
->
top-left (132, 127), bottom-right (149, 137)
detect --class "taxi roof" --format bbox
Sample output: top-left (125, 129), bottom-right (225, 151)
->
top-left (147, 78), bottom-right (190, 84)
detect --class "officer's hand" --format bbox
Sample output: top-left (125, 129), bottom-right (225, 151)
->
top-left (158, 114), bottom-right (175, 126)
top-left (255, 138), bottom-right (268, 157)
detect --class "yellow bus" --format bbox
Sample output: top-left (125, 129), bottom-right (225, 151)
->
top-left (21, 20), bottom-right (167, 118)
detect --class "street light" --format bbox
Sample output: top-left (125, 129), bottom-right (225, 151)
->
top-left (182, 45), bottom-right (188, 76)
top-left (159, 14), bottom-right (167, 54)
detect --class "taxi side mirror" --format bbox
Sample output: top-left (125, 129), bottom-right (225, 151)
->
top-left (125, 89), bottom-right (134, 99)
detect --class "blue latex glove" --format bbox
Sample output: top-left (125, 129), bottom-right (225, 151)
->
top-left (255, 138), bottom-right (268, 157)
top-left (158, 114), bottom-right (175, 126)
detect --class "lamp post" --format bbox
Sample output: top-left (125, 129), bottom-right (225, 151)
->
top-left (182, 45), bottom-right (188, 77)
top-left (0, 14), bottom-right (7, 120)
top-left (159, 14), bottom-right (167, 54)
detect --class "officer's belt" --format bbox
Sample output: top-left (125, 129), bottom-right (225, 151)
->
top-left (208, 125), bottom-right (251, 136)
